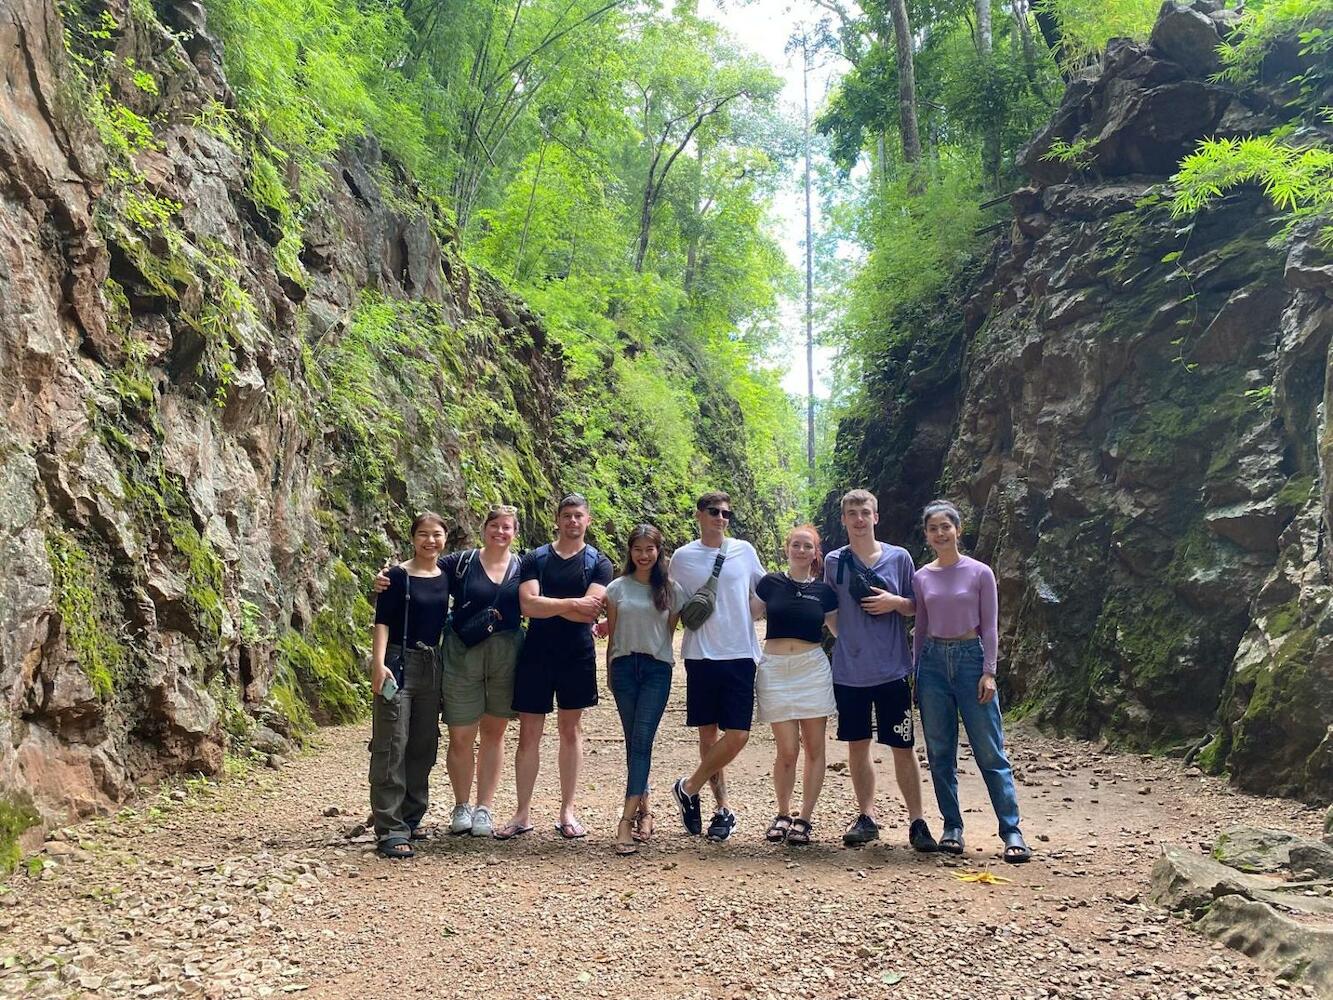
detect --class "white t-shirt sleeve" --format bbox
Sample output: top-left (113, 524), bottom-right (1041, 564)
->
top-left (743, 542), bottom-right (765, 590)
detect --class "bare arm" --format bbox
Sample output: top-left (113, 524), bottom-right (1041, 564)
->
top-left (519, 578), bottom-right (580, 620)
top-left (603, 599), bottom-right (619, 678)
top-left (370, 623), bottom-right (391, 695)
top-left (824, 610), bottom-right (838, 637)
top-left (750, 593), bottom-right (766, 620)
top-left (562, 582), bottom-right (606, 623)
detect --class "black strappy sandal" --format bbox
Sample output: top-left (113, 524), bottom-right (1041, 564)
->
top-left (765, 815), bottom-right (793, 843)
top-left (377, 836), bottom-right (414, 860)
top-left (1002, 830), bottom-right (1032, 864)
top-left (938, 827), bottom-right (964, 855)
top-left (786, 817), bottom-right (813, 846)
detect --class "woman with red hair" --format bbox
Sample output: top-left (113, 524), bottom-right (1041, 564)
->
top-left (753, 525), bottom-right (838, 845)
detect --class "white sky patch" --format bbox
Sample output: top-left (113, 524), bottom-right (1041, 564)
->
top-left (702, 0), bottom-right (849, 399)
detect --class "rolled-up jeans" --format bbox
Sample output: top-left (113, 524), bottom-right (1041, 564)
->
top-left (609, 653), bottom-right (672, 798)
top-left (916, 637), bottom-right (1021, 837)
top-left (369, 645), bottom-right (440, 841)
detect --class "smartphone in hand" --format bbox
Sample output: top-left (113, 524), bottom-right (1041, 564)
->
top-left (380, 674), bottom-right (399, 701)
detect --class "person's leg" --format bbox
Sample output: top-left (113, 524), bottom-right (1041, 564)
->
top-left (475, 714), bottom-right (509, 812)
top-left (556, 707), bottom-right (585, 828)
top-left (369, 669), bottom-right (409, 843)
top-left (847, 739), bottom-right (877, 819)
top-left (502, 711), bottom-right (545, 834)
top-left (917, 644), bottom-right (963, 834)
top-left (684, 729), bottom-right (749, 797)
top-left (770, 720), bottom-right (800, 818)
top-left (446, 723), bottom-right (479, 806)
top-left (402, 651), bottom-right (441, 832)
top-left (891, 747), bottom-right (924, 820)
top-left (797, 717), bottom-right (828, 821)
top-left (476, 629), bottom-right (520, 816)
top-left (609, 655), bottom-right (642, 798)
top-left (629, 658), bottom-right (672, 797)
top-left (954, 651), bottom-right (1022, 839)
top-left (684, 659), bottom-right (754, 806)
top-left (879, 679), bottom-right (925, 823)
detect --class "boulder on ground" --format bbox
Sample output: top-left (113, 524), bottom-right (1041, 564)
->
top-left (1196, 894), bottom-right (1333, 996)
top-left (1214, 825), bottom-right (1333, 877)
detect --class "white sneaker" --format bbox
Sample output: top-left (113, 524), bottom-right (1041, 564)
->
top-left (449, 803), bottom-right (474, 835)
top-left (470, 806), bottom-right (494, 838)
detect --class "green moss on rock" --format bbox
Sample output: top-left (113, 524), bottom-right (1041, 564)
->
top-left (275, 560), bottom-right (373, 725)
top-left (0, 793), bottom-right (41, 875)
top-left (44, 530), bottom-right (126, 699)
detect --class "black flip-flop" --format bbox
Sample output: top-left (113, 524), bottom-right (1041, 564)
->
top-left (555, 822), bottom-right (588, 840)
top-left (493, 822), bottom-right (534, 841)
top-left (1002, 831), bottom-right (1032, 864)
top-left (377, 837), bottom-right (414, 860)
top-left (939, 827), bottom-right (964, 856)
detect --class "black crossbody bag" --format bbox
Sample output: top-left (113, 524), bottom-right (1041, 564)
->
top-left (454, 551), bottom-right (518, 647)
top-left (838, 549), bottom-right (890, 602)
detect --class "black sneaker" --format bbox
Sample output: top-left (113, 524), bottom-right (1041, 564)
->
top-left (909, 818), bottom-right (938, 853)
top-left (672, 778), bottom-right (702, 835)
top-left (705, 808), bottom-right (737, 842)
top-left (842, 813), bottom-right (880, 846)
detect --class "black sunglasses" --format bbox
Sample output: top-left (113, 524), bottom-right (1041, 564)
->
top-left (705, 507), bottom-right (733, 521)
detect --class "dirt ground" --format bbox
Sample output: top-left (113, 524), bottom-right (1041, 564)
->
top-left (1, 656), bottom-right (1325, 1000)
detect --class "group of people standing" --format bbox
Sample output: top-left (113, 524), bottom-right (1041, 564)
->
top-left (365, 489), bottom-right (1031, 865)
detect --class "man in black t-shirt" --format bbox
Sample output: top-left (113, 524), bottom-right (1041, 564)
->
top-left (495, 493), bottom-right (613, 841)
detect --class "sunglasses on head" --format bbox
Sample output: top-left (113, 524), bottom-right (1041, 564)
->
top-left (705, 507), bottom-right (733, 521)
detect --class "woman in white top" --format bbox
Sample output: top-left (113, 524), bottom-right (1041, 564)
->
top-left (604, 524), bottom-right (686, 856)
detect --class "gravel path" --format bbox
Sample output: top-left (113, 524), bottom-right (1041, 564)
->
top-left (1, 666), bottom-right (1324, 1000)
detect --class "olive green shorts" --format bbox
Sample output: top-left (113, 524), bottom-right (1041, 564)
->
top-left (441, 628), bottom-right (522, 726)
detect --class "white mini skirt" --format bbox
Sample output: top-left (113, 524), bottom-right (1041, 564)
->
top-left (755, 645), bottom-right (837, 724)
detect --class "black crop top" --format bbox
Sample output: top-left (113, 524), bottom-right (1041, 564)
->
top-left (756, 572), bottom-right (837, 643)
top-left (373, 567), bottom-right (450, 647)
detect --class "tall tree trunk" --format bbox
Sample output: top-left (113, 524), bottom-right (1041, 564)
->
top-left (975, 0), bottom-right (1001, 191)
top-left (886, 0), bottom-right (922, 185)
top-left (513, 136), bottom-right (548, 281)
top-left (1012, 0), bottom-right (1038, 86)
top-left (801, 35), bottom-right (816, 484)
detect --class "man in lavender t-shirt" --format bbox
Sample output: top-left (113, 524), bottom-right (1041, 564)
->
top-left (824, 488), bottom-right (936, 852)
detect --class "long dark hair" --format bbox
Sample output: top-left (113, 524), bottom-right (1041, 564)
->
top-left (622, 524), bottom-right (671, 612)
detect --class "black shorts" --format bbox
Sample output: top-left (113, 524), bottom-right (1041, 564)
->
top-left (684, 658), bottom-right (756, 732)
top-left (834, 678), bottom-right (914, 747)
top-left (511, 647), bottom-right (598, 714)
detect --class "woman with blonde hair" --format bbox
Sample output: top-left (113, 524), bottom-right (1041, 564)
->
top-left (753, 524), bottom-right (838, 845)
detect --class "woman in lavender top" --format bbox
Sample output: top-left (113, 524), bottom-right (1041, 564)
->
top-left (913, 500), bottom-right (1030, 864)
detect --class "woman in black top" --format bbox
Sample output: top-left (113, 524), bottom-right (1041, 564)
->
top-left (369, 512), bottom-right (450, 859)
top-left (437, 504), bottom-right (523, 839)
top-left (753, 524), bottom-right (839, 845)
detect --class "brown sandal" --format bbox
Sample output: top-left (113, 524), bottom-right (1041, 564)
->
top-left (615, 818), bottom-right (639, 856)
top-left (632, 809), bottom-right (655, 843)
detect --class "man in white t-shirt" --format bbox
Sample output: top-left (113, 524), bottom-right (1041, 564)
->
top-left (668, 491), bottom-right (766, 841)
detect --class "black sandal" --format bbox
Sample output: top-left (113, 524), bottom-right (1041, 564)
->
top-left (938, 827), bottom-right (964, 856)
top-left (1002, 830), bottom-right (1032, 864)
top-left (786, 817), bottom-right (812, 846)
top-left (765, 815), bottom-right (793, 843)
top-left (377, 836), bottom-right (413, 860)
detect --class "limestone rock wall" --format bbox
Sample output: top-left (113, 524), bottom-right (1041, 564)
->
top-left (0, 0), bottom-right (567, 830)
top-left (826, 2), bottom-right (1333, 800)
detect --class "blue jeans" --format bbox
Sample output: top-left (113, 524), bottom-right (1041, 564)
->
top-left (916, 638), bottom-right (1022, 837)
top-left (610, 654), bottom-right (673, 798)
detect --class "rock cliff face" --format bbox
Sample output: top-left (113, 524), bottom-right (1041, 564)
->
top-left (0, 0), bottom-right (767, 842)
top-left (825, 2), bottom-right (1333, 800)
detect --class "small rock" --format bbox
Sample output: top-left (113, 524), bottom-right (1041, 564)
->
top-left (322, 806), bottom-right (341, 818)
top-left (267, 755), bottom-right (286, 770)
top-left (1137, 786), bottom-right (1151, 795)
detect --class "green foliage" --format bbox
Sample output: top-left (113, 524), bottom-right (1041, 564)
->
top-left (0, 794), bottom-right (41, 876)
top-left (1172, 133), bottom-right (1333, 246)
top-left (45, 531), bottom-right (126, 699)
top-left (1042, 137), bottom-right (1095, 168)
top-left (1172, 2), bottom-right (1333, 247)
top-left (1036, 0), bottom-right (1160, 66)
top-left (275, 561), bottom-right (373, 724)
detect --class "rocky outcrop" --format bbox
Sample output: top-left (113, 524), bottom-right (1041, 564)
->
top-left (0, 0), bottom-right (773, 840)
top-left (1151, 835), bottom-right (1333, 994)
top-left (825, 1), bottom-right (1333, 799)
